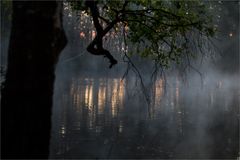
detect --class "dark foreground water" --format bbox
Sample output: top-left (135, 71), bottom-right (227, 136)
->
top-left (50, 70), bottom-right (239, 159)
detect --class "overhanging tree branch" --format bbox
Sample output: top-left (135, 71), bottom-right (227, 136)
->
top-left (85, 0), bottom-right (128, 68)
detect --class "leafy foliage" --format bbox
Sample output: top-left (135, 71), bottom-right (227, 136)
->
top-left (68, 0), bottom-right (216, 68)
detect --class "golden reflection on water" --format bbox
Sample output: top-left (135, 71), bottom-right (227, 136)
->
top-left (69, 78), bottom-right (125, 119)
top-left (111, 79), bottom-right (118, 117)
top-left (63, 77), bottom-right (187, 140)
top-left (67, 77), bottom-right (187, 121)
top-left (111, 79), bottom-right (125, 117)
top-left (64, 77), bottom-right (185, 134)
top-left (52, 76), bottom-right (239, 158)
top-left (98, 80), bottom-right (106, 114)
top-left (119, 80), bottom-right (125, 107)
top-left (61, 126), bottom-right (66, 136)
top-left (154, 79), bottom-right (164, 107)
top-left (84, 78), bottom-right (93, 109)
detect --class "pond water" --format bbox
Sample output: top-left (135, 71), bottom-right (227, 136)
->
top-left (50, 71), bottom-right (239, 159)
top-left (48, 2), bottom-right (239, 158)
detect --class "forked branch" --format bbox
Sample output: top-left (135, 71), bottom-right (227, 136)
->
top-left (85, 0), bottom-right (128, 68)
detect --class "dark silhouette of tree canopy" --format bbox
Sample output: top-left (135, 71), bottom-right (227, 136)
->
top-left (70, 0), bottom-right (215, 69)
top-left (1, 0), bottom-right (215, 159)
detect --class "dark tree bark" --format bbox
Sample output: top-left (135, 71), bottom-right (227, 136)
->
top-left (1, 1), bottom-right (67, 159)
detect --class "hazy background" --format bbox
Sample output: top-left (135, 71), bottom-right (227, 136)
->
top-left (49, 1), bottom-right (239, 159)
top-left (0, 1), bottom-right (239, 159)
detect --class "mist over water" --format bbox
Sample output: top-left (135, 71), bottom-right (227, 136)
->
top-left (0, 1), bottom-right (238, 159)
top-left (50, 65), bottom-right (239, 158)
top-left (48, 1), bottom-right (239, 159)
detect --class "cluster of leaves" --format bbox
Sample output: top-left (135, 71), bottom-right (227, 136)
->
top-left (68, 0), bottom-right (216, 68)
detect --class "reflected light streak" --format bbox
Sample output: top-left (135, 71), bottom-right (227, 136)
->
top-left (98, 83), bottom-right (106, 114)
top-left (70, 79), bottom-right (82, 112)
top-left (60, 126), bottom-right (66, 137)
top-left (111, 79), bottom-right (125, 118)
top-left (118, 80), bottom-right (125, 108)
top-left (85, 80), bottom-right (93, 110)
top-left (154, 79), bottom-right (163, 107)
top-left (111, 79), bottom-right (118, 117)
top-left (119, 121), bottom-right (123, 133)
top-left (84, 79), bottom-right (94, 129)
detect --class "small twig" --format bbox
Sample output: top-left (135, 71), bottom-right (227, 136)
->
top-left (122, 24), bottom-right (151, 117)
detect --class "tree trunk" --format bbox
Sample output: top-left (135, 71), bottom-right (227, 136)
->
top-left (1, 1), bottom-right (67, 158)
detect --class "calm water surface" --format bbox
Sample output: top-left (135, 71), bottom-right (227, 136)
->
top-left (50, 74), bottom-right (239, 159)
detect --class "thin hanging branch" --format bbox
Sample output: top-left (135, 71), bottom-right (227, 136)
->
top-left (121, 23), bottom-right (152, 117)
